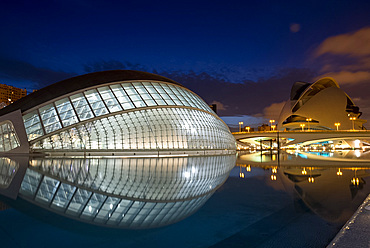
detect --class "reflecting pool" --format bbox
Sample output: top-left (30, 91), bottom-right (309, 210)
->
top-left (0, 151), bottom-right (369, 247)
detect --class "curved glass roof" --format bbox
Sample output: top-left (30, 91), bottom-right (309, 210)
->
top-left (0, 70), bottom-right (181, 116)
top-left (22, 80), bottom-right (213, 142)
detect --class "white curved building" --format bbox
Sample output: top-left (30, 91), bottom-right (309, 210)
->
top-left (277, 77), bottom-right (367, 131)
top-left (0, 70), bottom-right (236, 155)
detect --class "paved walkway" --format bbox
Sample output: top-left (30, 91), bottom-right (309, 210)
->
top-left (327, 194), bottom-right (370, 247)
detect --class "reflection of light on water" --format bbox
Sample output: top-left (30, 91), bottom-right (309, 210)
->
top-left (354, 139), bottom-right (361, 149)
top-left (13, 155), bottom-right (236, 229)
top-left (355, 150), bottom-right (361, 158)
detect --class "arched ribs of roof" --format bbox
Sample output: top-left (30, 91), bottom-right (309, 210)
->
top-left (0, 70), bottom-right (182, 116)
top-left (291, 77), bottom-right (340, 112)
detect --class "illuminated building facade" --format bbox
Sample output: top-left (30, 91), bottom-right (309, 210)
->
top-left (0, 70), bottom-right (236, 228)
top-left (0, 70), bottom-right (236, 155)
top-left (278, 77), bottom-right (367, 131)
top-left (0, 84), bottom-right (27, 106)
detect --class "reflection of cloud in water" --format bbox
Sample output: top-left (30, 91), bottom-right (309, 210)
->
top-left (1, 155), bottom-right (236, 229)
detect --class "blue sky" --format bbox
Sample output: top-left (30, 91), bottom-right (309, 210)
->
top-left (1, 0), bottom-right (370, 129)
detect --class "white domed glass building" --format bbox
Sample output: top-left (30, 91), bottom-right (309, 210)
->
top-left (0, 70), bottom-right (236, 155)
top-left (277, 77), bottom-right (367, 131)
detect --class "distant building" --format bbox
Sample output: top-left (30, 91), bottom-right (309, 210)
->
top-left (209, 104), bottom-right (217, 114)
top-left (258, 124), bottom-right (271, 131)
top-left (0, 84), bottom-right (27, 106)
top-left (277, 77), bottom-right (367, 131)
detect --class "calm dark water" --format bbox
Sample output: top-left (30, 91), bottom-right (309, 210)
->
top-left (0, 151), bottom-right (369, 248)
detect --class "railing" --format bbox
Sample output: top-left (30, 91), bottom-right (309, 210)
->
top-left (233, 130), bottom-right (370, 135)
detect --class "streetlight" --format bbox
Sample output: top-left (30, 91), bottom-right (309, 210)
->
top-left (300, 123), bottom-right (305, 131)
top-left (349, 117), bottom-right (356, 130)
top-left (269, 119), bottom-right (275, 131)
top-left (334, 122), bottom-right (341, 131)
top-left (238, 121), bottom-right (243, 132)
top-left (245, 126), bottom-right (250, 132)
top-left (306, 118), bottom-right (312, 130)
top-left (271, 125), bottom-right (276, 131)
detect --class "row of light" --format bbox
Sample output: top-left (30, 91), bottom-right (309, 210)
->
top-left (239, 165), bottom-right (362, 185)
top-left (240, 116), bottom-right (359, 132)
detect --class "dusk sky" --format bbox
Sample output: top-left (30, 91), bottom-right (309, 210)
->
top-left (1, 0), bottom-right (370, 129)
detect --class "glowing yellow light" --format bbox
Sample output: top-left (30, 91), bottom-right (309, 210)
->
top-left (302, 168), bottom-right (307, 175)
top-left (246, 165), bottom-right (251, 172)
top-left (308, 177), bottom-right (314, 183)
top-left (306, 118), bottom-right (312, 130)
top-left (239, 172), bottom-right (245, 178)
top-left (246, 126), bottom-right (250, 132)
top-left (300, 123), bottom-right (305, 131)
top-left (334, 122), bottom-right (341, 131)
top-left (238, 121), bottom-right (244, 132)
top-left (272, 154), bottom-right (276, 161)
top-left (351, 177), bottom-right (360, 186)
top-left (272, 167), bottom-right (277, 173)
top-left (270, 174), bottom-right (277, 181)
top-left (337, 169), bottom-right (343, 176)
top-left (349, 117), bottom-right (357, 130)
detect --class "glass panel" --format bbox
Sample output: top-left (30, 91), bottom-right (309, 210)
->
top-left (35, 176), bottom-right (60, 204)
top-left (0, 122), bottom-right (20, 151)
top-left (23, 111), bottom-right (44, 140)
top-left (39, 104), bottom-right (62, 133)
top-left (70, 93), bottom-right (94, 121)
top-left (98, 86), bottom-right (122, 113)
top-left (122, 84), bottom-right (146, 108)
top-left (51, 183), bottom-right (76, 210)
top-left (85, 89), bottom-right (109, 116)
top-left (55, 98), bottom-right (79, 127)
top-left (110, 84), bottom-right (135, 110)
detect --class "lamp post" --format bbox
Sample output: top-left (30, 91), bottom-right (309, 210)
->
top-left (300, 123), bottom-right (305, 131)
top-left (349, 117), bottom-right (356, 130)
top-left (306, 118), bottom-right (312, 130)
top-left (271, 125), bottom-right (276, 131)
top-left (334, 122), bottom-right (341, 131)
top-left (238, 121), bottom-right (243, 132)
top-left (269, 119), bottom-right (275, 131)
top-left (246, 126), bottom-right (250, 133)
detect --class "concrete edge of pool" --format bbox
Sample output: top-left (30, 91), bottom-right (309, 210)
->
top-left (327, 193), bottom-right (370, 247)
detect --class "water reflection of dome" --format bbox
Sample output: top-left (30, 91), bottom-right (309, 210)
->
top-left (2, 155), bottom-right (235, 229)
top-left (237, 151), bottom-right (370, 224)
top-left (282, 168), bottom-right (370, 223)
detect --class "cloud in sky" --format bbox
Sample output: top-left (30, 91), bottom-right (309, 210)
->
top-left (263, 101), bottom-right (286, 120)
top-left (314, 27), bottom-right (370, 57)
top-left (312, 26), bottom-right (370, 85)
top-left (0, 56), bottom-right (75, 89)
top-left (0, 55), bottom-right (314, 128)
